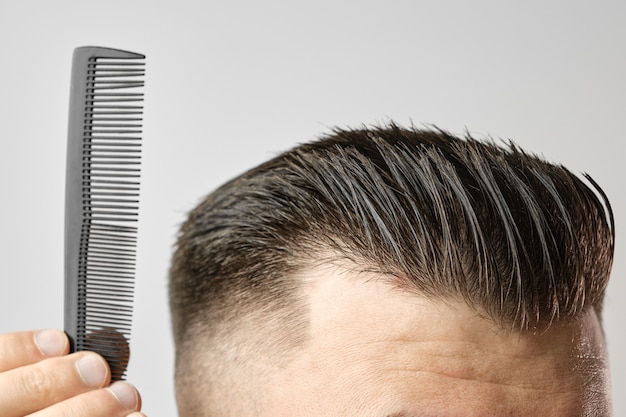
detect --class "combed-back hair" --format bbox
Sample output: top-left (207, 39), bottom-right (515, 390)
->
top-left (169, 125), bottom-right (614, 403)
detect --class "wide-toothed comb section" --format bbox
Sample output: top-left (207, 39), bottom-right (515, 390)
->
top-left (65, 47), bottom-right (144, 382)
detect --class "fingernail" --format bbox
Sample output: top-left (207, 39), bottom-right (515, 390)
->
top-left (34, 329), bottom-right (67, 357)
top-left (76, 355), bottom-right (108, 387)
top-left (108, 381), bottom-right (139, 410)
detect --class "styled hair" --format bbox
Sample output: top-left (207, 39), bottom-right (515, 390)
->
top-left (169, 124), bottom-right (614, 413)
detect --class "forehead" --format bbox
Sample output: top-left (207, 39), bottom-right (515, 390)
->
top-left (264, 265), bottom-right (611, 417)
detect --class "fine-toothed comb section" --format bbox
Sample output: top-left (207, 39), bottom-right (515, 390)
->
top-left (64, 46), bottom-right (145, 381)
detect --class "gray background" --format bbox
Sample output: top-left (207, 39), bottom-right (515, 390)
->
top-left (0, 1), bottom-right (623, 415)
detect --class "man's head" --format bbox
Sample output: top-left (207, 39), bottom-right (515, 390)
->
top-left (169, 125), bottom-right (614, 416)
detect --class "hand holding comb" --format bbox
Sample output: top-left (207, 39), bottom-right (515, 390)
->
top-left (64, 46), bottom-right (145, 381)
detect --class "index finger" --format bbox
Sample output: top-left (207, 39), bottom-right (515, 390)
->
top-left (0, 330), bottom-right (69, 372)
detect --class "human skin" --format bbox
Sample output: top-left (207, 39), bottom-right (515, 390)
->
top-left (0, 329), bottom-right (146, 417)
top-left (262, 264), bottom-right (612, 417)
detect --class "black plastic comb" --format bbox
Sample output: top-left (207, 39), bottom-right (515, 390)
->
top-left (64, 46), bottom-right (145, 381)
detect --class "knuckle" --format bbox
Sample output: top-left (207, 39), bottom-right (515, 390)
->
top-left (19, 364), bottom-right (54, 397)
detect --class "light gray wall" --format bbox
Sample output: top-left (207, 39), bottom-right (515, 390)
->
top-left (1, 1), bottom-right (623, 416)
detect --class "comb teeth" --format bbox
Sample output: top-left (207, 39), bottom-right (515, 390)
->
top-left (65, 47), bottom-right (144, 381)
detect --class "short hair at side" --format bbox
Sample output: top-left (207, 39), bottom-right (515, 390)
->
top-left (169, 124), bottom-right (614, 414)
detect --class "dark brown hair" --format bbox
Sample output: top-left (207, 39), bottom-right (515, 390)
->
top-left (169, 124), bottom-right (614, 410)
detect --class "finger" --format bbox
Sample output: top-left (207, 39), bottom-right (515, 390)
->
top-left (85, 327), bottom-right (130, 381)
top-left (0, 330), bottom-right (69, 372)
top-left (0, 351), bottom-right (110, 417)
top-left (28, 381), bottom-right (142, 417)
